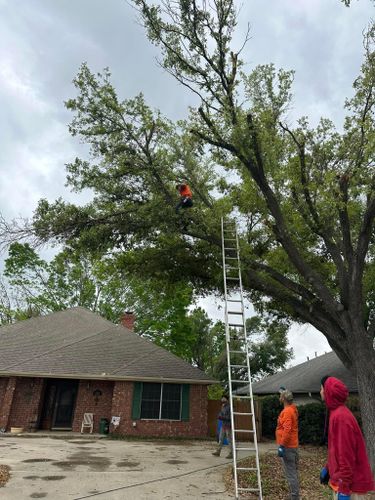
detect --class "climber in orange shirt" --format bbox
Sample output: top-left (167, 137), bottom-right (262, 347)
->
top-left (175, 183), bottom-right (193, 213)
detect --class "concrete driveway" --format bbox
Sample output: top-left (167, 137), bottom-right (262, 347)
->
top-left (0, 435), bottom-right (238, 499)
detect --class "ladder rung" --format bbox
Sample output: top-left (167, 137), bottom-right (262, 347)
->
top-left (233, 412), bottom-right (253, 416)
top-left (234, 429), bottom-right (255, 433)
top-left (231, 380), bottom-right (250, 383)
top-left (238, 487), bottom-right (260, 492)
top-left (229, 350), bottom-right (246, 354)
top-left (237, 467), bottom-right (258, 471)
top-left (230, 364), bottom-right (247, 368)
top-left (227, 299), bottom-right (242, 302)
top-left (225, 257), bottom-right (237, 260)
top-left (226, 277), bottom-right (240, 280)
top-left (228, 323), bottom-right (243, 327)
top-left (236, 447), bottom-right (257, 451)
top-left (227, 311), bottom-right (243, 315)
top-left (225, 266), bottom-right (239, 270)
top-left (235, 395), bottom-right (252, 399)
top-left (225, 238), bottom-right (236, 241)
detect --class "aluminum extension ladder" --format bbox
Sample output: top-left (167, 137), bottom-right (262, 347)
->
top-left (221, 217), bottom-right (263, 499)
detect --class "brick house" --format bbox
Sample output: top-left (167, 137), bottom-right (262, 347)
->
top-left (0, 307), bottom-right (215, 437)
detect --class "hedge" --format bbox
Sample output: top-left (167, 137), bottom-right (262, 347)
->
top-left (260, 394), bottom-right (361, 444)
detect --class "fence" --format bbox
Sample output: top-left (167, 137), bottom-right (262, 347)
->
top-left (207, 399), bottom-right (262, 441)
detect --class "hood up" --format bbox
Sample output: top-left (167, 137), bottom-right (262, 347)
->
top-left (324, 376), bottom-right (349, 410)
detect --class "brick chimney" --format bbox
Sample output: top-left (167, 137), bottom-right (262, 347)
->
top-left (121, 311), bottom-right (135, 331)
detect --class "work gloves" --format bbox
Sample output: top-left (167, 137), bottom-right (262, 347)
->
top-left (319, 467), bottom-right (329, 484)
top-left (337, 494), bottom-right (350, 500)
top-left (277, 445), bottom-right (285, 457)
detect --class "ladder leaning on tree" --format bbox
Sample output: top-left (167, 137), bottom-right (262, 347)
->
top-left (221, 217), bottom-right (263, 500)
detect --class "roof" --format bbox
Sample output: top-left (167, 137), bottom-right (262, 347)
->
top-left (0, 307), bottom-right (215, 384)
top-left (238, 351), bottom-right (358, 395)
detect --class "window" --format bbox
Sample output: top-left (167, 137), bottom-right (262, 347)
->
top-left (140, 383), bottom-right (182, 420)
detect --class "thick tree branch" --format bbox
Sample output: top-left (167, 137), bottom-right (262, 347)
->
top-left (242, 267), bottom-right (350, 364)
top-left (337, 174), bottom-right (354, 266)
top-left (280, 122), bottom-right (349, 305)
top-left (356, 193), bottom-right (375, 280)
top-left (242, 121), bottom-right (345, 325)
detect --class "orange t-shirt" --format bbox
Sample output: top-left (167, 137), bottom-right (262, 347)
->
top-left (275, 404), bottom-right (299, 448)
top-left (179, 184), bottom-right (192, 198)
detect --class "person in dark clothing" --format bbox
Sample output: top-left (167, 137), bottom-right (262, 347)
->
top-left (175, 183), bottom-right (193, 213)
top-left (319, 376), bottom-right (374, 500)
top-left (212, 395), bottom-right (233, 459)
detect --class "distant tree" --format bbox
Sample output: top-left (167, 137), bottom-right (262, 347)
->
top-left (122, 277), bottom-right (195, 359)
top-left (3, 243), bottom-right (194, 338)
top-left (4, 242), bottom-right (127, 321)
top-left (188, 308), bottom-right (226, 372)
top-left (213, 315), bottom-right (293, 383)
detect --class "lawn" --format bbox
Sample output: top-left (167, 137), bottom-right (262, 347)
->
top-left (224, 445), bottom-right (333, 499)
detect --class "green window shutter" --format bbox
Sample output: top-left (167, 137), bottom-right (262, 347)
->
top-left (131, 382), bottom-right (143, 420)
top-left (181, 384), bottom-right (190, 421)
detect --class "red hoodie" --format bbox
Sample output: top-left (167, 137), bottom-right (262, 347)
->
top-left (324, 377), bottom-right (374, 495)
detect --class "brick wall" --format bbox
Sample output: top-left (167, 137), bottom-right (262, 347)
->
top-left (7, 377), bottom-right (44, 430)
top-left (0, 377), bottom-right (9, 409)
top-left (110, 381), bottom-right (208, 438)
top-left (0, 377), bottom-right (14, 430)
top-left (72, 380), bottom-right (114, 433)
top-left (0, 376), bottom-right (209, 438)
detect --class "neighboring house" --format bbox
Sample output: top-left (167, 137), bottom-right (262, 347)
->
top-left (0, 307), bottom-right (215, 436)
top-left (237, 352), bottom-right (358, 405)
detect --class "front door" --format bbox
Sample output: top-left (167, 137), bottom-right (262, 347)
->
top-left (52, 380), bottom-right (78, 430)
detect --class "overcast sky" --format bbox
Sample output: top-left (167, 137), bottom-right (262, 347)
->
top-left (0, 0), bottom-right (373, 365)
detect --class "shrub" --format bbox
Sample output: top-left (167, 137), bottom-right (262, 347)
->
top-left (256, 394), bottom-right (361, 444)
top-left (298, 403), bottom-right (326, 444)
top-left (260, 396), bottom-right (326, 444)
top-left (260, 395), bottom-right (280, 438)
top-left (208, 384), bottom-right (225, 400)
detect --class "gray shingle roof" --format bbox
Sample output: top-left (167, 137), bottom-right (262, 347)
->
top-left (0, 307), bottom-right (215, 384)
top-left (238, 351), bottom-right (357, 395)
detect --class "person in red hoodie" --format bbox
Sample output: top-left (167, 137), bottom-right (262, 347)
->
top-left (276, 388), bottom-right (300, 499)
top-left (319, 376), bottom-right (375, 499)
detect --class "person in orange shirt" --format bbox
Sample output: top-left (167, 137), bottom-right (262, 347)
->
top-left (175, 183), bottom-right (193, 213)
top-left (276, 388), bottom-right (300, 499)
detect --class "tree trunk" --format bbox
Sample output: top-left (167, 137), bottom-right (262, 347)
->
top-left (353, 342), bottom-right (375, 471)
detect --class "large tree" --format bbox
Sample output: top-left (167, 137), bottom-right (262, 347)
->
top-left (1, 1), bottom-right (375, 463)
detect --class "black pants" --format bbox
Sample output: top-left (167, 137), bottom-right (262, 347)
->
top-left (175, 196), bottom-right (193, 212)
